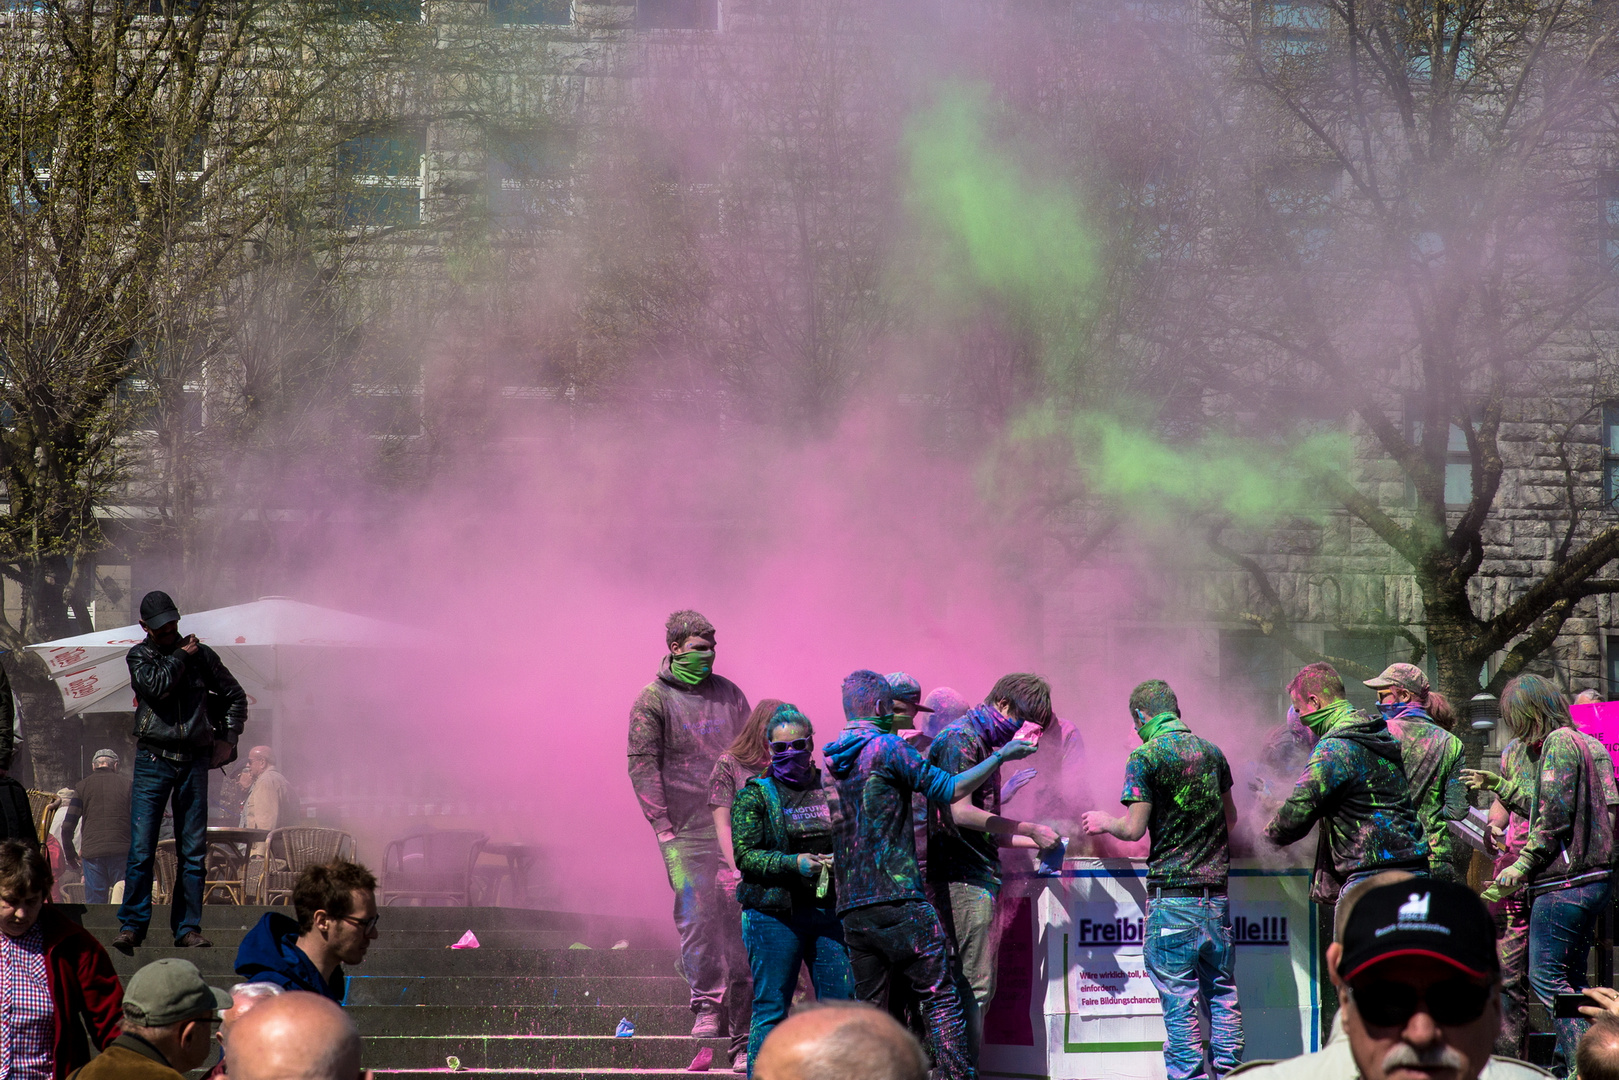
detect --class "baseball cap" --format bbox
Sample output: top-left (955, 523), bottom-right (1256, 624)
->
top-left (885, 673), bottom-right (935, 712)
top-left (123, 958), bottom-right (233, 1027)
top-left (1337, 880), bottom-right (1498, 983)
top-left (138, 591), bottom-right (181, 630)
top-left (91, 749), bottom-right (119, 766)
top-left (1364, 663), bottom-right (1430, 695)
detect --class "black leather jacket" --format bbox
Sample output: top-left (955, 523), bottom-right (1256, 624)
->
top-left (126, 638), bottom-right (248, 760)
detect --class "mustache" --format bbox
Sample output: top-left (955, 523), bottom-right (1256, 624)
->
top-left (1381, 1043), bottom-right (1468, 1073)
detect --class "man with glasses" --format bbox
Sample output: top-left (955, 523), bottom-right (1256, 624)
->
top-left (234, 861), bottom-right (379, 1004)
top-left (1228, 879), bottom-right (1548, 1080)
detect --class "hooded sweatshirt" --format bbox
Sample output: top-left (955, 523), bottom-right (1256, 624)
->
top-left (1496, 726), bottom-right (1618, 896)
top-left (1383, 708), bottom-right (1468, 873)
top-left (824, 719), bottom-right (957, 915)
top-left (626, 657), bottom-right (751, 838)
top-left (234, 912), bottom-right (345, 1003)
top-left (1265, 705), bottom-right (1429, 902)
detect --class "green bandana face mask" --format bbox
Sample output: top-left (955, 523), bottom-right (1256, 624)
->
top-left (1135, 711), bottom-right (1187, 743)
top-left (1299, 697), bottom-right (1354, 738)
top-left (859, 715), bottom-right (898, 735)
top-left (669, 649), bottom-right (714, 686)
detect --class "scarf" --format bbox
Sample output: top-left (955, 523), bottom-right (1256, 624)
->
top-left (668, 649), bottom-right (714, 686)
top-left (965, 703), bottom-right (1022, 749)
top-left (1135, 710), bottom-right (1189, 743)
top-left (1299, 697), bottom-right (1356, 738)
top-left (769, 750), bottom-right (816, 787)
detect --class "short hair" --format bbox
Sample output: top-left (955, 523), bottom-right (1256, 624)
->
top-left (229, 982), bottom-right (284, 1002)
top-left (0, 839), bottom-right (50, 899)
top-left (1288, 662), bottom-right (1345, 704)
top-left (1579, 1014), bottom-right (1619, 1080)
top-left (1500, 673), bottom-right (1572, 746)
top-left (1575, 689), bottom-right (1605, 705)
top-left (1128, 680), bottom-right (1180, 720)
top-left (794, 1002), bottom-right (928, 1080)
top-left (986, 673), bottom-right (1054, 729)
top-left (292, 861), bottom-right (378, 935)
top-left (665, 610), bottom-right (716, 649)
top-left (842, 670), bottom-right (894, 722)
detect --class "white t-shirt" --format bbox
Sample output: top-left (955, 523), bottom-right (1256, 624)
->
top-left (1228, 1036), bottom-right (1551, 1080)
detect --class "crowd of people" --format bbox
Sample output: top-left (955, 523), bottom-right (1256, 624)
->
top-left (627, 608), bottom-right (1619, 1080)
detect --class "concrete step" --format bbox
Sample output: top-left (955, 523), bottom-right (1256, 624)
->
top-left (346, 976), bottom-right (693, 1008)
top-left (68, 904), bottom-right (665, 942)
top-left (107, 948), bottom-right (681, 979)
top-left (349, 1006), bottom-right (699, 1037)
top-left (90, 927), bottom-right (596, 951)
top-left (362, 1036), bottom-right (733, 1070)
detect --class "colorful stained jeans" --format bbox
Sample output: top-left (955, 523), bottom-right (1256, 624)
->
top-left (660, 830), bottom-right (726, 1018)
top-left (1528, 879), bottom-right (1613, 1078)
top-left (1143, 896), bottom-right (1244, 1080)
top-left (842, 899), bottom-right (974, 1080)
top-left (740, 905), bottom-right (854, 1076)
top-left (1491, 891), bottom-right (1531, 1059)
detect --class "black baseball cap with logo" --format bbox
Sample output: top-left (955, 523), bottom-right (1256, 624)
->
top-left (139, 591), bottom-right (181, 630)
top-left (1337, 879), bottom-right (1499, 983)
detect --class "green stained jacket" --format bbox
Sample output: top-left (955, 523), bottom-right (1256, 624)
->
top-left (730, 774), bottom-right (829, 914)
top-left (1385, 716), bottom-right (1468, 872)
top-left (1497, 727), bottom-right (1618, 895)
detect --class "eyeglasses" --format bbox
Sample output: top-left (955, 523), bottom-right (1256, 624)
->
top-left (1348, 978), bottom-right (1493, 1028)
top-left (770, 738), bottom-right (811, 753)
top-left (338, 914), bottom-right (380, 933)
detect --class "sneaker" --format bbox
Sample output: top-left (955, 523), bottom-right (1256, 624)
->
top-left (730, 1052), bottom-right (748, 1072)
top-left (174, 932), bottom-right (212, 948)
top-left (110, 930), bottom-right (140, 955)
top-left (691, 1011), bottom-right (722, 1039)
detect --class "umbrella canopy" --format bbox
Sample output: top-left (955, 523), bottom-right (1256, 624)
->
top-left (25, 596), bottom-right (432, 714)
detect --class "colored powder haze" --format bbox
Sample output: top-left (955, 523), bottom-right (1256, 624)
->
top-left (243, 3), bottom-right (1323, 925)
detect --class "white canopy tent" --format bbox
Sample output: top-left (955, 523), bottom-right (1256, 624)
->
top-left (26, 596), bottom-right (433, 715)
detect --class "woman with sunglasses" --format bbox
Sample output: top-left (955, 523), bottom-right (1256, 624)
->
top-left (730, 703), bottom-right (854, 1075)
top-left (1464, 673), bottom-right (1618, 1077)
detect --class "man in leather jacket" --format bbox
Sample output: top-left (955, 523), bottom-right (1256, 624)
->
top-left (113, 591), bottom-right (247, 953)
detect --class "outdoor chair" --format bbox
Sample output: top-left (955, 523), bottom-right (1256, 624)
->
top-left (381, 830), bottom-right (488, 906)
top-left (257, 828), bottom-right (356, 905)
top-left (26, 790), bottom-right (55, 843)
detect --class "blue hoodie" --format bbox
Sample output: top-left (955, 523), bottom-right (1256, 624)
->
top-left (823, 719), bottom-right (956, 915)
top-left (234, 912), bottom-right (346, 1003)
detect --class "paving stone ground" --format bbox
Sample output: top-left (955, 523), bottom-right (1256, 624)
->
top-left (78, 903), bottom-right (731, 1078)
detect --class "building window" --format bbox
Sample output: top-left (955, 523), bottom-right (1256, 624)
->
top-left (1322, 631), bottom-right (1402, 712)
top-left (1262, 165), bottom-right (1337, 261)
top-left (136, 134), bottom-right (205, 222)
top-left (1405, 406), bottom-right (1474, 508)
top-left (487, 130), bottom-right (573, 221)
top-left (1604, 403), bottom-right (1619, 509)
top-left (333, 0), bottom-right (421, 21)
top-left (1601, 175), bottom-right (1619, 269)
top-left (1221, 629), bottom-right (1287, 714)
top-left (490, 0), bottom-right (569, 23)
top-left (338, 128), bottom-right (422, 227)
top-left (1608, 635), bottom-right (1619, 699)
top-left (637, 0), bottom-right (716, 29)
top-left (350, 384), bottom-right (422, 438)
top-left (1254, 0), bottom-right (1329, 65)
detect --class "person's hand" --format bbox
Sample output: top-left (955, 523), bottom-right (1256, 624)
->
top-left (794, 853), bottom-right (829, 878)
top-left (237, 769), bottom-right (255, 790)
top-left (656, 828), bottom-right (678, 845)
top-left (716, 866), bottom-right (741, 894)
top-left (1080, 811), bottom-right (1113, 837)
top-left (1000, 768), bottom-right (1038, 803)
top-left (210, 742), bottom-right (234, 768)
top-left (1580, 986), bottom-right (1619, 1020)
top-left (1025, 823), bottom-right (1062, 851)
top-left (1485, 823), bottom-right (1506, 857)
top-left (180, 634), bottom-right (201, 656)
top-left (1000, 739), bottom-right (1038, 762)
top-left (1461, 769), bottom-right (1501, 792)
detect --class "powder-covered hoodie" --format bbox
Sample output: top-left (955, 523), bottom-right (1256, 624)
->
top-left (626, 657), bottom-right (751, 838)
top-left (1265, 707), bottom-right (1429, 902)
top-left (1496, 726), bottom-right (1618, 896)
top-left (234, 912), bottom-right (345, 1003)
top-left (1382, 706), bottom-right (1468, 875)
top-left (823, 720), bottom-right (956, 915)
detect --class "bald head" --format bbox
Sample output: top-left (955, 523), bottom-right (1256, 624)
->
top-left (226, 991), bottom-right (361, 1080)
top-left (754, 1002), bottom-right (927, 1080)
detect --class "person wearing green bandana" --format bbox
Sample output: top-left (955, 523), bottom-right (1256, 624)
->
top-left (1081, 679), bottom-right (1243, 1080)
top-left (1263, 663), bottom-right (1429, 906)
top-left (627, 609), bottom-right (752, 1045)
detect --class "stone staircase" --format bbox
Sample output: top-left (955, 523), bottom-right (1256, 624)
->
top-left (78, 903), bottom-right (733, 1078)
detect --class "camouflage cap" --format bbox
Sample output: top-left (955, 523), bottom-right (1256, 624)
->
top-left (884, 672), bottom-right (935, 712)
top-left (1364, 662), bottom-right (1429, 694)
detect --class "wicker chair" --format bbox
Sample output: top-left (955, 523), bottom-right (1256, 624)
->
top-left (256, 828), bottom-right (356, 905)
top-left (154, 840), bottom-right (178, 905)
top-left (381, 830), bottom-right (488, 906)
top-left (26, 790), bottom-right (55, 843)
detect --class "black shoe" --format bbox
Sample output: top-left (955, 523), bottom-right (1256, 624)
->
top-left (174, 932), bottom-right (212, 948)
top-left (111, 930), bottom-right (140, 954)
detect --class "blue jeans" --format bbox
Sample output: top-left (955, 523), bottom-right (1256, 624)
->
top-left (660, 829), bottom-right (725, 1016)
top-left (741, 905), bottom-right (854, 1074)
top-left (118, 748), bottom-right (210, 941)
top-left (1337, 867), bottom-right (1428, 907)
top-left (81, 855), bottom-right (125, 905)
top-left (1529, 880), bottom-right (1613, 1077)
top-left (1144, 896), bottom-right (1244, 1080)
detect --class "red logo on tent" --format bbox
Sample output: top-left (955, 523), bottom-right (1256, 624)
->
top-left (66, 674), bottom-right (100, 699)
top-left (51, 647), bottom-right (88, 669)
